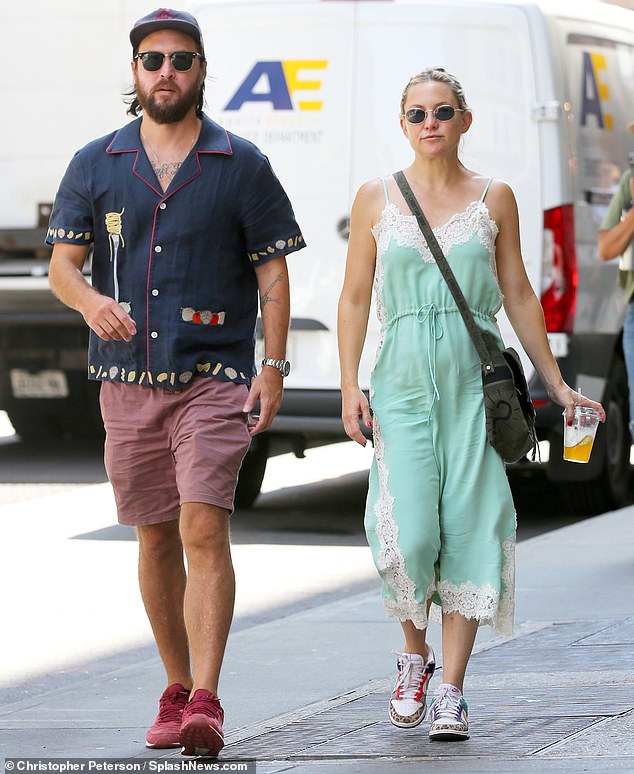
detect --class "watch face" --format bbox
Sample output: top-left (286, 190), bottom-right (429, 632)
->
top-left (282, 360), bottom-right (291, 376)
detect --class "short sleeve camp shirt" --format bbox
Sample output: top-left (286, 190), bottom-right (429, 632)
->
top-left (47, 115), bottom-right (305, 389)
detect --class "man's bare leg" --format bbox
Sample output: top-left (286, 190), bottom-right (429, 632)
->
top-left (179, 502), bottom-right (235, 694)
top-left (137, 520), bottom-right (192, 688)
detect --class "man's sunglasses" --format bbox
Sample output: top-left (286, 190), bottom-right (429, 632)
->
top-left (402, 105), bottom-right (466, 124)
top-left (134, 51), bottom-right (202, 72)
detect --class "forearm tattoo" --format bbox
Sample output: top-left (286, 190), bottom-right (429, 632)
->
top-left (261, 273), bottom-right (285, 307)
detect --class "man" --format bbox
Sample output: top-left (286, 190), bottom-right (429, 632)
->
top-left (47, 8), bottom-right (303, 757)
top-left (598, 123), bottom-right (634, 437)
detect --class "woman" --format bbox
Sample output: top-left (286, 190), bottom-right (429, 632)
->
top-left (337, 67), bottom-right (605, 741)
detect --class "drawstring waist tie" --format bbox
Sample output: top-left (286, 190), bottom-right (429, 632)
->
top-left (416, 304), bottom-right (442, 419)
top-left (383, 306), bottom-right (495, 421)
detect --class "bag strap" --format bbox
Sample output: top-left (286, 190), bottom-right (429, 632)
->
top-left (393, 170), bottom-right (495, 374)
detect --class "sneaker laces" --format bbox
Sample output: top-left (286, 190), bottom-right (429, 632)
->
top-left (392, 651), bottom-right (428, 702)
top-left (187, 690), bottom-right (223, 720)
top-left (431, 684), bottom-right (463, 721)
top-left (157, 689), bottom-right (189, 723)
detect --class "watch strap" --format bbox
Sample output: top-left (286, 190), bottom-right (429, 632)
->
top-left (261, 357), bottom-right (290, 375)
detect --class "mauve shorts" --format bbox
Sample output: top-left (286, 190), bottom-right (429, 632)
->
top-left (99, 378), bottom-right (251, 526)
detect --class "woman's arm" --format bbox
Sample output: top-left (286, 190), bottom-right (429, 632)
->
top-left (489, 181), bottom-right (605, 424)
top-left (337, 181), bottom-right (382, 445)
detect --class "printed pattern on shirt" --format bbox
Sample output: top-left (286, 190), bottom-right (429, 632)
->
top-left (250, 234), bottom-right (304, 262)
top-left (181, 308), bottom-right (226, 325)
top-left (89, 361), bottom-right (247, 387)
top-left (47, 227), bottom-right (92, 241)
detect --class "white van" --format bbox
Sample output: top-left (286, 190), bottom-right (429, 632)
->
top-left (1, 1), bottom-right (632, 512)
top-left (194, 0), bottom-right (634, 510)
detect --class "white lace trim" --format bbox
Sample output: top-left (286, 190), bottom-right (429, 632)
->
top-left (376, 507), bottom-right (515, 635)
top-left (372, 200), bottom-right (498, 262)
top-left (383, 582), bottom-right (436, 631)
top-left (428, 532), bottom-right (516, 635)
top-left (373, 417), bottom-right (420, 613)
top-left (371, 201), bottom-right (502, 313)
top-left (372, 247), bottom-right (387, 389)
top-left (497, 530), bottom-right (516, 632)
top-left (373, 413), bottom-right (516, 635)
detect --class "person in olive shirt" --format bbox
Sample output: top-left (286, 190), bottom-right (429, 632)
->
top-left (598, 125), bottom-right (634, 437)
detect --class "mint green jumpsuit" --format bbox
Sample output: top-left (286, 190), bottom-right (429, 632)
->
top-left (365, 177), bottom-right (516, 636)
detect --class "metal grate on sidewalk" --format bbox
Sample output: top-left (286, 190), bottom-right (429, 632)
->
top-left (224, 618), bottom-right (634, 762)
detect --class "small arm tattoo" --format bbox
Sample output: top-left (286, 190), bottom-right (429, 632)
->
top-left (261, 273), bottom-right (284, 307)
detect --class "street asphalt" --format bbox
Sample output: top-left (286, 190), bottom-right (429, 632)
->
top-left (2, 503), bottom-right (634, 773)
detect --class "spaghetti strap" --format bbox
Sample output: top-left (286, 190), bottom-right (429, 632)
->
top-left (378, 177), bottom-right (390, 204)
top-left (480, 177), bottom-right (494, 202)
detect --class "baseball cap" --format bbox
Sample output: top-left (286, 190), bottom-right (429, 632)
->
top-left (130, 8), bottom-right (205, 55)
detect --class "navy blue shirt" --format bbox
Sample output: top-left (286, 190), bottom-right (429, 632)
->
top-left (47, 115), bottom-right (305, 389)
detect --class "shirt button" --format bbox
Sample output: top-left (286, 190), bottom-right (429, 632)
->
top-left (151, 331), bottom-right (159, 339)
top-left (154, 245), bottom-right (162, 253)
top-left (151, 289), bottom-right (159, 296)
top-left (159, 203), bottom-right (167, 210)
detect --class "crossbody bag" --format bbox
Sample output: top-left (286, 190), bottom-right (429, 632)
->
top-left (394, 170), bottom-right (538, 463)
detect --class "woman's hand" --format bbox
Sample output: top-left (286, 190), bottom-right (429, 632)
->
top-left (341, 386), bottom-right (372, 446)
top-left (549, 383), bottom-right (606, 426)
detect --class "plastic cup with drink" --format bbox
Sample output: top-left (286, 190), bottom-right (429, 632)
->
top-left (563, 404), bottom-right (601, 463)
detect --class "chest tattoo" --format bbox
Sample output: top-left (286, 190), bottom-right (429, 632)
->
top-left (152, 161), bottom-right (183, 183)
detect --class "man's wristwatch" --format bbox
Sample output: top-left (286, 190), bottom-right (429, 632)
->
top-left (261, 358), bottom-right (291, 377)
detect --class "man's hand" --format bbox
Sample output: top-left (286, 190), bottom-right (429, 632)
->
top-left (49, 243), bottom-right (135, 342)
top-left (81, 294), bottom-right (137, 342)
top-left (242, 366), bottom-right (284, 435)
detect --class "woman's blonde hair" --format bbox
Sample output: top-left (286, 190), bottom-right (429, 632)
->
top-left (400, 67), bottom-right (469, 116)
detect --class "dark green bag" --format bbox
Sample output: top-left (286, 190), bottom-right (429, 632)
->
top-left (394, 171), bottom-right (538, 463)
top-left (480, 332), bottom-right (537, 463)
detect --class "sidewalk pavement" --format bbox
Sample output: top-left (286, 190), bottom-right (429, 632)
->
top-left (2, 505), bottom-right (634, 773)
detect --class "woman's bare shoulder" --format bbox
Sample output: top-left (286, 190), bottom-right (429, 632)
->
top-left (478, 177), bottom-right (517, 224)
top-left (356, 177), bottom-right (388, 203)
top-left (352, 177), bottom-right (389, 222)
top-left (482, 177), bottom-right (515, 203)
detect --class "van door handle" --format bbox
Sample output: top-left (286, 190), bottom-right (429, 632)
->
top-left (337, 216), bottom-right (350, 241)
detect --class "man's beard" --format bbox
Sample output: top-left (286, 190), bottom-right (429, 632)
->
top-left (136, 79), bottom-right (201, 124)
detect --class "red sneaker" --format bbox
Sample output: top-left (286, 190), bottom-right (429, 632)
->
top-left (146, 683), bottom-right (190, 748)
top-left (180, 689), bottom-right (225, 757)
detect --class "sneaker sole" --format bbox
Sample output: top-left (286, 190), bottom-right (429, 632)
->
top-left (146, 740), bottom-right (182, 749)
top-left (180, 720), bottom-right (224, 757)
top-left (429, 729), bottom-right (469, 741)
top-left (388, 704), bottom-right (427, 729)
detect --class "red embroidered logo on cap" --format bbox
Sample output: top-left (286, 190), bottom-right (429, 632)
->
top-left (156, 9), bottom-right (173, 20)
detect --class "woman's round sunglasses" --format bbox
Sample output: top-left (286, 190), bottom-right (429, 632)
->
top-left (134, 51), bottom-right (202, 72)
top-left (403, 105), bottom-right (466, 124)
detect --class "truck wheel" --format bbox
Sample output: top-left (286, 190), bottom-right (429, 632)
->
top-left (66, 381), bottom-right (104, 440)
top-left (235, 434), bottom-right (269, 508)
top-left (7, 409), bottom-right (60, 441)
top-left (559, 357), bottom-right (631, 514)
top-left (7, 381), bottom-right (103, 442)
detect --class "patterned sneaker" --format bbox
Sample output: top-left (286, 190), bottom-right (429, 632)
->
top-left (428, 682), bottom-right (469, 740)
top-left (146, 683), bottom-right (190, 748)
top-left (180, 689), bottom-right (225, 757)
top-left (388, 646), bottom-right (436, 728)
